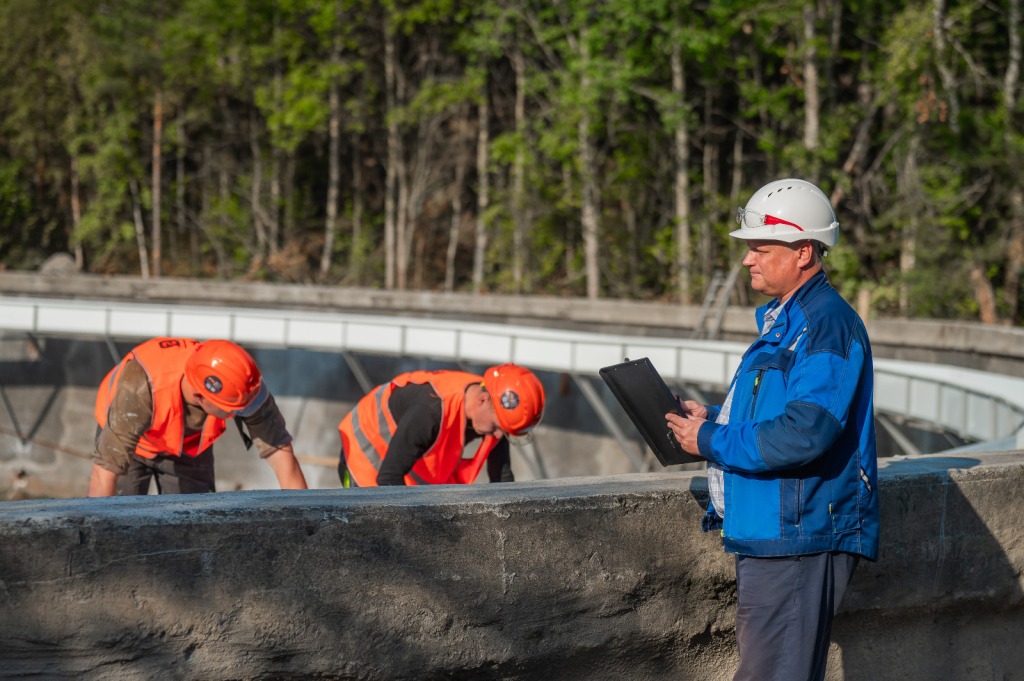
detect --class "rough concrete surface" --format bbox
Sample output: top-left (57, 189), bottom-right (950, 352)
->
top-left (3, 453), bottom-right (1024, 680)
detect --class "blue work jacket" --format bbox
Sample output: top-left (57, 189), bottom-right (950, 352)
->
top-left (698, 270), bottom-right (879, 561)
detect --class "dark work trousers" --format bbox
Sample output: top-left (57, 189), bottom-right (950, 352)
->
top-left (732, 551), bottom-right (859, 681)
top-left (116, 449), bottom-right (216, 495)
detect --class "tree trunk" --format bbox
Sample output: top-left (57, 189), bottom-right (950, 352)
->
top-left (445, 107), bottom-right (469, 293)
top-left (70, 157), bottom-right (83, 269)
top-left (349, 140), bottom-right (364, 285)
top-left (321, 23), bottom-right (343, 282)
top-left (730, 131), bottom-right (749, 307)
top-left (151, 87), bottom-right (163, 277)
top-left (969, 265), bottom-right (999, 324)
top-left (384, 18), bottom-right (398, 289)
top-left (671, 39), bottom-right (692, 304)
top-left (802, 3), bottom-right (820, 158)
top-left (898, 135), bottom-right (920, 314)
top-left (200, 139), bottom-right (228, 278)
top-left (129, 177), bottom-right (151, 279)
top-left (472, 94), bottom-right (490, 294)
top-left (395, 142), bottom-right (410, 290)
top-left (175, 116), bottom-right (187, 268)
top-left (269, 10), bottom-right (282, 257)
top-left (249, 111), bottom-right (269, 267)
top-left (623, 197), bottom-right (638, 296)
top-left (512, 43), bottom-right (527, 293)
top-left (579, 113), bottom-right (600, 300)
top-left (283, 153), bottom-right (296, 248)
top-left (578, 31), bottom-right (600, 301)
top-left (932, 0), bottom-right (960, 131)
top-left (824, 0), bottom-right (841, 103)
top-left (700, 86), bottom-right (718, 284)
top-left (1003, 0), bottom-right (1022, 322)
top-left (269, 149), bottom-right (281, 258)
top-left (563, 165), bottom-right (575, 288)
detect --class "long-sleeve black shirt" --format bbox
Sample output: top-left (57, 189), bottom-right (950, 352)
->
top-left (347, 382), bottom-right (513, 486)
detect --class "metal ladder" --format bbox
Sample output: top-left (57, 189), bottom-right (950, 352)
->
top-left (691, 260), bottom-right (743, 340)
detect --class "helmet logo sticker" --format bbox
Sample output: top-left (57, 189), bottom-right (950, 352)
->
top-left (204, 375), bottom-right (223, 394)
top-left (500, 389), bottom-right (520, 411)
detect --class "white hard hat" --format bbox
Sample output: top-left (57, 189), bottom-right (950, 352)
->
top-left (731, 178), bottom-right (839, 247)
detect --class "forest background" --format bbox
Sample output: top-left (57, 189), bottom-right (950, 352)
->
top-left (0, 0), bottom-right (1021, 324)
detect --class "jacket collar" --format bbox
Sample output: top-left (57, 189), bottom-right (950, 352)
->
top-left (754, 269), bottom-right (829, 341)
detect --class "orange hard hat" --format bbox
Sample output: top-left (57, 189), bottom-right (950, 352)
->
top-left (184, 340), bottom-right (265, 414)
top-left (482, 363), bottom-right (545, 436)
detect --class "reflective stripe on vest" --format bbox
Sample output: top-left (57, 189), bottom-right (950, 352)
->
top-left (342, 385), bottom-right (431, 487)
top-left (338, 370), bottom-right (498, 486)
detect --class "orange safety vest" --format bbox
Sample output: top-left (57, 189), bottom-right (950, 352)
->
top-left (338, 370), bottom-right (499, 487)
top-left (94, 337), bottom-right (228, 459)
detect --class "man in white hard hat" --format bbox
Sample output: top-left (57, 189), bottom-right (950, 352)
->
top-left (666, 179), bottom-right (879, 681)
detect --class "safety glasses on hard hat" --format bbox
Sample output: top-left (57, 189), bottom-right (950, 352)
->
top-left (229, 382), bottom-right (269, 418)
top-left (736, 207), bottom-right (805, 233)
top-left (506, 428), bottom-right (536, 447)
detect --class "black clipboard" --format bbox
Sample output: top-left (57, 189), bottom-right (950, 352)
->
top-left (599, 357), bottom-right (702, 467)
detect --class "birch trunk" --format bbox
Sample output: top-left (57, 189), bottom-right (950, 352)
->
top-left (932, 0), bottom-right (960, 131)
top-left (700, 86), bottom-right (717, 283)
top-left (129, 178), bottom-right (151, 279)
top-left (445, 108), bottom-right (469, 293)
top-left (1003, 0), bottom-right (1022, 321)
top-left (249, 111), bottom-right (268, 265)
top-left (70, 157), bottom-right (83, 269)
top-left (672, 40), bottom-right (692, 304)
top-left (898, 135), bottom-right (920, 314)
top-left (175, 116), bottom-right (187, 266)
top-left (578, 31), bottom-right (600, 301)
top-left (579, 112), bottom-right (600, 300)
top-left (393, 33), bottom-right (411, 291)
top-left (320, 26), bottom-right (343, 281)
top-left (349, 141), bottom-right (364, 284)
top-left (969, 266), bottom-right (999, 324)
top-left (269, 11), bottom-right (282, 256)
top-left (151, 87), bottom-right (163, 277)
top-left (472, 95), bottom-right (490, 294)
top-left (802, 3), bottom-right (820, 155)
top-left (384, 19), bottom-right (398, 289)
top-left (512, 43), bottom-right (527, 293)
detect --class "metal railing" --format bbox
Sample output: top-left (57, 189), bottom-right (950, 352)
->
top-left (2, 294), bottom-right (1022, 450)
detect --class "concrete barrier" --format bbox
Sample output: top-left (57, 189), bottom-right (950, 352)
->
top-left (2, 451), bottom-right (1023, 680)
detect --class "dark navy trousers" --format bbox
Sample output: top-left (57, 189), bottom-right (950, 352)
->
top-left (116, 449), bottom-right (216, 495)
top-left (732, 551), bottom-right (859, 681)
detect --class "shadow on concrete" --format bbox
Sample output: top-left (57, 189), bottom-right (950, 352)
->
top-left (832, 455), bottom-right (1024, 680)
top-left (0, 479), bottom-right (736, 681)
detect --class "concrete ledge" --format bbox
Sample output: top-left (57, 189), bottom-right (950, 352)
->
top-left (2, 452), bottom-right (1024, 680)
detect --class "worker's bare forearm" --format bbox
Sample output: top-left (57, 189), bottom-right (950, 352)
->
top-left (265, 445), bottom-right (308, 489)
top-left (86, 464), bottom-right (118, 497)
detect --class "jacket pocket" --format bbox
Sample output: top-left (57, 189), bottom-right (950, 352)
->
top-left (780, 478), bottom-right (803, 534)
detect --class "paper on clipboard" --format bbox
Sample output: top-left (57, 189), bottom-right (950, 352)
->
top-left (598, 357), bottom-right (702, 467)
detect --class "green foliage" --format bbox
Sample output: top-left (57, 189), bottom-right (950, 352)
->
top-left (0, 0), bottom-right (1020, 323)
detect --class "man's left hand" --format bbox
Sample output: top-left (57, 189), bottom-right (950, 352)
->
top-left (666, 412), bottom-right (706, 456)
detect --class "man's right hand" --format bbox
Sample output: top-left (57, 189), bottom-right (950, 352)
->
top-left (676, 398), bottom-right (709, 420)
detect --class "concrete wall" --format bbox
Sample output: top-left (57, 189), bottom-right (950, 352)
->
top-left (2, 451), bottom-right (1024, 680)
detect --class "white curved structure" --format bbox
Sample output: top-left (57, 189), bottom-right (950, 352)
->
top-left (1, 295), bottom-right (1022, 452)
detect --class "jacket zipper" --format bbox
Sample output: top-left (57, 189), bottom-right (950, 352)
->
top-left (750, 370), bottom-right (764, 419)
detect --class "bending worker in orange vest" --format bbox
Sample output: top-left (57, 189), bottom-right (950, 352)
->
top-left (87, 337), bottom-right (308, 497)
top-left (337, 363), bottom-right (545, 487)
